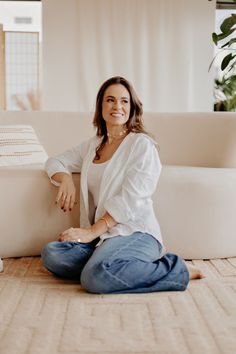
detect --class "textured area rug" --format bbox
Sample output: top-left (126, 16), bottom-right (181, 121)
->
top-left (0, 257), bottom-right (236, 354)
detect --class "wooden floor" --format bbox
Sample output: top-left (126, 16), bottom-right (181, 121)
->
top-left (0, 257), bottom-right (236, 354)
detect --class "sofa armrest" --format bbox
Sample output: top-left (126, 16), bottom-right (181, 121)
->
top-left (0, 166), bottom-right (80, 258)
top-left (155, 165), bottom-right (236, 259)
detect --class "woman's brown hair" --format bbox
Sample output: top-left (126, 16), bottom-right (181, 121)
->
top-left (93, 76), bottom-right (148, 160)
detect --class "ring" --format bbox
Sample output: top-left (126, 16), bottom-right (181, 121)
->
top-left (77, 238), bottom-right (81, 242)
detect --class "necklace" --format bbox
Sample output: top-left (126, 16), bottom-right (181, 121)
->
top-left (107, 128), bottom-right (128, 144)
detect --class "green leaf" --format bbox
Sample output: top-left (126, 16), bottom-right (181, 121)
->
top-left (227, 38), bottom-right (236, 47)
top-left (220, 14), bottom-right (236, 34)
top-left (222, 54), bottom-right (234, 71)
top-left (212, 32), bottom-right (218, 45)
top-left (208, 52), bottom-right (220, 72)
top-left (221, 53), bottom-right (234, 70)
top-left (221, 40), bottom-right (230, 48)
top-left (217, 28), bottom-right (236, 44)
top-left (221, 38), bottom-right (236, 48)
top-left (225, 58), bottom-right (236, 75)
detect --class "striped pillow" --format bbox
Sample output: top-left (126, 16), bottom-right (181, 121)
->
top-left (0, 125), bottom-right (48, 166)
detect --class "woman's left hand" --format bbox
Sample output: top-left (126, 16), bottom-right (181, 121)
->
top-left (58, 227), bottom-right (95, 243)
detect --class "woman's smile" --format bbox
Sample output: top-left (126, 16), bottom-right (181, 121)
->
top-left (102, 84), bottom-right (131, 130)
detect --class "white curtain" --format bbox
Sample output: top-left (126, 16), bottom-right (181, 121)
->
top-left (42, 0), bottom-right (216, 112)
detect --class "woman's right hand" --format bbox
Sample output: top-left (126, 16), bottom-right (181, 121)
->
top-left (54, 173), bottom-right (76, 212)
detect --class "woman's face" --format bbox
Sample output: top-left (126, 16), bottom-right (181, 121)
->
top-left (102, 84), bottom-right (131, 129)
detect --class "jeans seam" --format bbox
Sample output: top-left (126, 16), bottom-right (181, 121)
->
top-left (158, 269), bottom-right (189, 288)
top-left (63, 242), bottom-right (93, 256)
top-left (101, 261), bottom-right (131, 288)
top-left (99, 233), bottom-right (149, 289)
top-left (105, 233), bottom-right (145, 264)
top-left (76, 247), bottom-right (93, 256)
top-left (76, 245), bottom-right (93, 256)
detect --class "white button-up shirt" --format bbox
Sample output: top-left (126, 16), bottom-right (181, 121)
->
top-left (45, 132), bottom-right (164, 251)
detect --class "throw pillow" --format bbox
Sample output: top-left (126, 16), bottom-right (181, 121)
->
top-left (0, 125), bottom-right (48, 166)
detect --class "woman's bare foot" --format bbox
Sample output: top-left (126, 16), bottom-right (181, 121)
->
top-left (186, 263), bottom-right (205, 280)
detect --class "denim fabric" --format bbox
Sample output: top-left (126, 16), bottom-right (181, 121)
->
top-left (41, 232), bottom-right (189, 294)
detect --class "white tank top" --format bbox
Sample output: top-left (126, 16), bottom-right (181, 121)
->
top-left (87, 160), bottom-right (109, 207)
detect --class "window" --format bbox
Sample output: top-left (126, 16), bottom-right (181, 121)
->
top-left (0, 0), bottom-right (41, 110)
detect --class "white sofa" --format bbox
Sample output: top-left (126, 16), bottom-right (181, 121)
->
top-left (1, 111), bottom-right (236, 260)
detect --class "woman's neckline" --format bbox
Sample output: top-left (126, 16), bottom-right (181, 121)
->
top-left (93, 132), bottom-right (133, 165)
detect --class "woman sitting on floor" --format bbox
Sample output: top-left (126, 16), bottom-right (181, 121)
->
top-left (41, 76), bottom-right (204, 294)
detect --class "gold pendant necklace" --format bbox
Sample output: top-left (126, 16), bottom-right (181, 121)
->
top-left (107, 128), bottom-right (128, 144)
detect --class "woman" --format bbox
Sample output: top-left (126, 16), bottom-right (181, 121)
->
top-left (42, 76), bottom-right (204, 294)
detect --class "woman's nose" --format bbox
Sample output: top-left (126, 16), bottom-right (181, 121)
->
top-left (113, 100), bottom-right (122, 109)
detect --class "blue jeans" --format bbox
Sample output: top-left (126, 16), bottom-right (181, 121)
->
top-left (41, 232), bottom-right (189, 294)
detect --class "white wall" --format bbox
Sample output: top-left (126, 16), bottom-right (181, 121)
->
top-left (42, 0), bottom-right (80, 111)
top-left (42, 0), bottom-right (216, 112)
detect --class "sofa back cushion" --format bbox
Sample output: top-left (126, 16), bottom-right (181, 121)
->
top-left (1, 111), bottom-right (236, 168)
top-left (144, 113), bottom-right (236, 168)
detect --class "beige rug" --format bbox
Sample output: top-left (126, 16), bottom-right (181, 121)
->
top-left (0, 257), bottom-right (236, 354)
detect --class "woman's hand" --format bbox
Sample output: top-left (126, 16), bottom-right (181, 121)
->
top-left (58, 213), bottom-right (117, 243)
top-left (54, 173), bottom-right (76, 212)
top-left (58, 227), bottom-right (95, 243)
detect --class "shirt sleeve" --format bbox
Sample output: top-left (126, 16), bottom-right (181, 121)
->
top-left (104, 136), bottom-right (162, 223)
top-left (45, 138), bottom-right (92, 186)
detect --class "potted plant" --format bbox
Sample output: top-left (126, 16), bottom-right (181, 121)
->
top-left (210, 0), bottom-right (236, 111)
